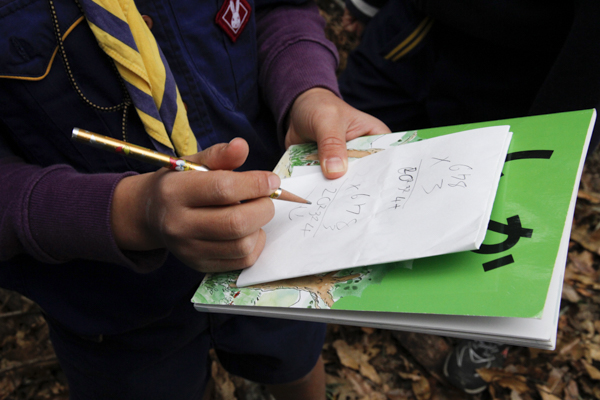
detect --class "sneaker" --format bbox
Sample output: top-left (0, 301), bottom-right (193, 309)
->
top-left (443, 340), bottom-right (509, 394)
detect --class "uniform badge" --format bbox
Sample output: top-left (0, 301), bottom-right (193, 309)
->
top-left (215, 0), bottom-right (251, 43)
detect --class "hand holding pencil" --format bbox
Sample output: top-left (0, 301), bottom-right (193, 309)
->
top-left (73, 129), bottom-right (292, 273)
top-left (72, 128), bottom-right (309, 204)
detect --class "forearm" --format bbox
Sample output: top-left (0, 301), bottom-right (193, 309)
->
top-left (256, 1), bottom-right (341, 140)
top-left (0, 156), bottom-right (166, 271)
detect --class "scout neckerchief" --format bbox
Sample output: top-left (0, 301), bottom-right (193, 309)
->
top-left (78, 0), bottom-right (197, 156)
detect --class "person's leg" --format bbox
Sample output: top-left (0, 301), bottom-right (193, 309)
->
top-left (210, 314), bottom-right (327, 399)
top-left (46, 296), bottom-right (212, 400)
top-left (266, 356), bottom-right (326, 400)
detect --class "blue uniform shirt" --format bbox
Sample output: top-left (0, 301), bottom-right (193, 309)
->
top-left (0, 0), bottom-right (302, 335)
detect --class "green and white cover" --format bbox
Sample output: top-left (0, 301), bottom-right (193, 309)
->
top-left (192, 110), bottom-right (596, 350)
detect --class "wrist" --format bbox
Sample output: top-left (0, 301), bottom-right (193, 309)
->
top-left (111, 173), bottom-right (163, 252)
top-left (287, 88), bottom-right (339, 126)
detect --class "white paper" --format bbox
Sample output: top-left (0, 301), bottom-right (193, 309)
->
top-left (237, 126), bottom-right (512, 287)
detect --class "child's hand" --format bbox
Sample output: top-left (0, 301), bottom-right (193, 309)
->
top-left (285, 88), bottom-right (390, 179)
top-left (111, 138), bottom-right (280, 273)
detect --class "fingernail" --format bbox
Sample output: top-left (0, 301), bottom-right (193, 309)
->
top-left (268, 174), bottom-right (281, 191)
top-left (323, 157), bottom-right (347, 174)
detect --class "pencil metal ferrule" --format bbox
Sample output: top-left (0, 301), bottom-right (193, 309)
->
top-left (270, 188), bottom-right (283, 199)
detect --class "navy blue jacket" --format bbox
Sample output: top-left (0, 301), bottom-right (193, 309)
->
top-left (0, 0), bottom-right (331, 335)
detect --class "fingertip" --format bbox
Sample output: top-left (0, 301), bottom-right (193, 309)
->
top-left (321, 157), bottom-right (348, 179)
top-left (268, 173), bottom-right (281, 192)
top-left (228, 137), bottom-right (248, 148)
top-left (199, 138), bottom-right (248, 171)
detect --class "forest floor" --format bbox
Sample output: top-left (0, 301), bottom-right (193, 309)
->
top-left (2, 2), bottom-right (600, 399)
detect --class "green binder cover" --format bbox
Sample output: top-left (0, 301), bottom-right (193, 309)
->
top-left (192, 110), bottom-right (596, 349)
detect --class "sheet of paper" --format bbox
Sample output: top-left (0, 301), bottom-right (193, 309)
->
top-left (237, 126), bottom-right (512, 287)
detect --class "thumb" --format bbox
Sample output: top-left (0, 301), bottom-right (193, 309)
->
top-left (318, 129), bottom-right (349, 180)
top-left (185, 137), bottom-right (249, 171)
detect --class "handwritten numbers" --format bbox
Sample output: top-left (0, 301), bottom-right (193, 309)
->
top-left (431, 156), bottom-right (450, 165)
top-left (422, 157), bottom-right (474, 194)
top-left (288, 206), bottom-right (308, 221)
top-left (449, 164), bottom-right (473, 172)
top-left (388, 165), bottom-right (419, 210)
top-left (293, 182), bottom-right (372, 237)
top-left (301, 224), bottom-right (314, 237)
top-left (423, 180), bottom-right (444, 194)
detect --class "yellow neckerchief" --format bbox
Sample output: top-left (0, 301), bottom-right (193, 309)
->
top-left (79, 0), bottom-right (197, 156)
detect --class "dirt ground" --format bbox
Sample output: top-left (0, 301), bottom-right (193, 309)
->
top-left (2, 2), bottom-right (600, 399)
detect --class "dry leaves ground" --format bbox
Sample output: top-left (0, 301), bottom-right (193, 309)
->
top-left (2, 2), bottom-right (600, 399)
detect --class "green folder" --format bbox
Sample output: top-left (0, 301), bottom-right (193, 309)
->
top-left (192, 110), bottom-right (596, 350)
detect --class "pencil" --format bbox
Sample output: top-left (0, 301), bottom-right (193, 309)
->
top-left (71, 128), bottom-right (311, 204)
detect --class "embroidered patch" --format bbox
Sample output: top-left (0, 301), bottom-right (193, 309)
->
top-left (215, 0), bottom-right (251, 43)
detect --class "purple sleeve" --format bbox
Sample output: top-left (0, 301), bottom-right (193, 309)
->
top-left (0, 156), bottom-right (167, 273)
top-left (256, 1), bottom-right (341, 141)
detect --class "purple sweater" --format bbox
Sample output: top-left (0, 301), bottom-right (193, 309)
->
top-left (0, 3), bottom-right (339, 272)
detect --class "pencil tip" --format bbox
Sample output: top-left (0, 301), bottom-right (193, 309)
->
top-left (275, 189), bottom-right (311, 204)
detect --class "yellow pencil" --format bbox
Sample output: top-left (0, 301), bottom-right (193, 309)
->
top-left (71, 128), bottom-right (311, 204)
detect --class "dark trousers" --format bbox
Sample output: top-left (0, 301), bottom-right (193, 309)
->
top-left (47, 298), bottom-right (326, 400)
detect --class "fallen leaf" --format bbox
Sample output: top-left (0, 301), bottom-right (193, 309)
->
top-left (536, 384), bottom-right (562, 400)
top-left (478, 368), bottom-right (530, 393)
top-left (545, 367), bottom-right (566, 394)
top-left (562, 284), bottom-right (582, 303)
top-left (558, 338), bottom-right (581, 356)
top-left (570, 225), bottom-right (600, 254)
top-left (385, 388), bottom-right (411, 400)
top-left (326, 373), bottom-right (360, 400)
top-left (593, 385), bottom-right (600, 399)
top-left (565, 269), bottom-right (596, 286)
top-left (211, 359), bottom-right (237, 400)
top-left (0, 376), bottom-right (16, 399)
top-left (587, 343), bottom-right (600, 361)
top-left (397, 371), bottom-right (422, 382)
top-left (577, 189), bottom-right (600, 204)
top-left (510, 389), bottom-right (524, 400)
top-left (340, 366), bottom-right (374, 397)
top-left (411, 374), bottom-right (431, 400)
top-left (564, 379), bottom-right (580, 400)
top-left (575, 286), bottom-right (594, 298)
top-left (582, 360), bottom-right (600, 380)
top-left (333, 339), bottom-right (382, 384)
top-left (489, 383), bottom-right (500, 400)
top-left (384, 341), bottom-right (398, 356)
top-left (333, 339), bottom-right (361, 370)
top-left (359, 360), bottom-right (383, 385)
top-left (568, 250), bottom-right (596, 275)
